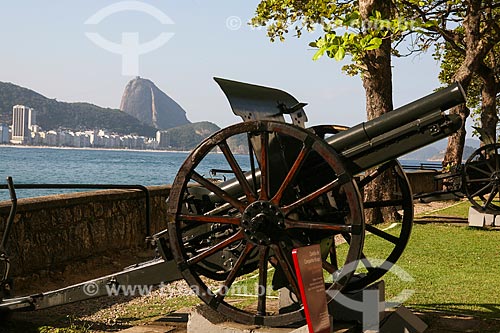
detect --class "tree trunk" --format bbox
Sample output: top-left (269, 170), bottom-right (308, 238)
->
top-left (443, 0), bottom-right (482, 167)
top-left (359, 0), bottom-right (397, 224)
top-left (442, 104), bottom-right (469, 169)
top-left (479, 69), bottom-right (498, 144)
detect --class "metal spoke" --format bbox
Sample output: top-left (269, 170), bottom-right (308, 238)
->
top-left (216, 242), bottom-right (255, 300)
top-left (357, 161), bottom-right (396, 189)
top-left (282, 176), bottom-right (345, 215)
top-left (187, 230), bottom-right (244, 266)
top-left (179, 214), bottom-right (241, 226)
top-left (365, 224), bottom-right (399, 244)
top-left (470, 158), bottom-right (495, 173)
top-left (329, 238), bottom-right (339, 271)
top-left (341, 232), bottom-right (352, 244)
top-left (483, 187), bottom-right (498, 209)
top-left (284, 219), bottom-right (359, 234)
top-left (358, 252), bottom-right (375, 271)
top-left (466, 178), bottom-right (493, 183)
top-left (259, 132), bottom-right (270, 201)
top-left (247, 134), bottom-right (259, 193)
top-left (257, 246), bottom-right (270, 316)
top-left (469, 164), bottom-right (493, 177)
top-left (270, 244), bottom-right (300, 300)
top-left (323, 239), bottom-right (339, 274)
top-left (191, 171), bottom-right (246, 212)
top-left (271, 142), bottom-right (312, 205)
top-left (219, 140), bottom-right (257, 202)
top-left (322, 260), bottom-right (336, 274)
top-left (471, 182), bottom-right (493, 198)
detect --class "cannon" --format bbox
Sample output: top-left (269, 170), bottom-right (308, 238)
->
top-left (0, 78), bottom-right (466, 328)
top-left (415, 141), bottom-right (500, 214)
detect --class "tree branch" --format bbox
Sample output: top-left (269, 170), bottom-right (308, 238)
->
top-left (400, 0), bottom-right (464, 54)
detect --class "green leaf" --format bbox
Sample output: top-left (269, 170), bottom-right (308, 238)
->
top-left (334, 46), bottom-right (346, 61)
top-left (312, 49), bottom-right (325, 61)
top-left (364, 37), bottom-right (382, 50)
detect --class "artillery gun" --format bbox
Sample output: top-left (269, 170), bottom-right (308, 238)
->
top-left (0, 78), bottom-right (466, 328)
top-left (416, 141), bottom-right (500, 215)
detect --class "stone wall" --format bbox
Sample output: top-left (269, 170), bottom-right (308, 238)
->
top-left (405, 170), bottom-right (442, 195)
top-left (0, 186), bottom-right (170, 278)
top-left (0, 171), bottom-right (439, 282)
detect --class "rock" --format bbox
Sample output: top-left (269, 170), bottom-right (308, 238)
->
top-left (120, 77), bottom-right (190, 130)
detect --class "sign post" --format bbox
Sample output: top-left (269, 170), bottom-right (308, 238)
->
top-left (292, 244), bottom-right (331, 333)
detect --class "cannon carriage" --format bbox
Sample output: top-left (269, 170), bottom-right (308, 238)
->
top-left (414, 141), bottom-right (500, 215)
top-left (0, 78), bottom-right (468, 328)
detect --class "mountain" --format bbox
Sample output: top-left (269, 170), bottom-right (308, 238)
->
top-left (166, 121), bottom-right (220, 150)
top-left (402, 145), bottom-right (441, 161)
top-left (429, 145), bottom-right (478, 161)
top-left (0, 81), bottom-right (157, 136)
top-left (120, 77), bottom-right (190, 130)
top-left (403, 137), bottom-right (481, 161)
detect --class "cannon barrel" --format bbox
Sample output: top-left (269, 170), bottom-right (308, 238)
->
top-left (212, 82), bottom-right (465, 199)
top-left (327, 83), bottom-right (465, 174)
top-left (327, 83), bottom-right (464, 155)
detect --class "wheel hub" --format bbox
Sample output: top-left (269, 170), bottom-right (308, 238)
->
top-left (490, 171), bottom-right (500, 185)
top-left (241, 200), bottom-right (285, 245)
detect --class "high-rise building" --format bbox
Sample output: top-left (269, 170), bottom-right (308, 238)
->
top-left (156, 130), bottom-right (170, 148)
top-left (0, 123), bottom-right (9, 143)
top-left (11, 105), bottom-right (35, 144)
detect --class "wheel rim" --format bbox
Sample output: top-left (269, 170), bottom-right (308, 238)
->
top-left (463, 143), bottom-right (500, 214)
top-left (346, 160), bottom-right (413, 291)
top-left (167, 121), bottom-right (364, 326)
top-left (311, 125), bottom-right (413, 292)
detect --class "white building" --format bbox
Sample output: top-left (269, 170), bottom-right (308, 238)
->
top-left (11, 105), bottom-right (35, 144)
top-left (0, 124), bottom-right (9, 143)
top-left (156, 130), bottom-right (170, 148)
top-left (45, 130), bottom-right (58, 146)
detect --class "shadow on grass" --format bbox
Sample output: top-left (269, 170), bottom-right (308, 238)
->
top-left (413, 303), bottom-right (500, 319)
top-left (0, 295), bottom-right (139, 333)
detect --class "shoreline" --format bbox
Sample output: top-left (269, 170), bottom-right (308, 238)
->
top-left (0, 144), bottom-right (192, 154)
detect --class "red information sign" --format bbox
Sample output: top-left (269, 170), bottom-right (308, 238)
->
top-left (292, 244), bottom-right (331, 333)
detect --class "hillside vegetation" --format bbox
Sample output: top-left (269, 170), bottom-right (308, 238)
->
top-left (167, 121), bottom-right (220, 150)
top-left (0, 81), bottom-right (157, 136)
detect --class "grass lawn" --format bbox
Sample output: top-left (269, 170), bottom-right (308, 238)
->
top-left (370, 222), bottom-right (500, 318)
top-left (227, 202), bottom-right (500, 320)
top-left (6, 201), bottom-right (500, 332)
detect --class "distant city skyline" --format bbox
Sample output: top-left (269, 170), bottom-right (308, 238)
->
top-left (0, 1), bottom-right (473, 139)
top-left (5, 103), bottom-right (214, 150)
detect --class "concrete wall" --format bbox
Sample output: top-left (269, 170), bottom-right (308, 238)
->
top-left (0, 186), bottom-right (170, 279)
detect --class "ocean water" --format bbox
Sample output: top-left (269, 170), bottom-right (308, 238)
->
top-left (0, 146), bottom-right (250, 201)
top-left (0, 146), bottom-right (436, 202)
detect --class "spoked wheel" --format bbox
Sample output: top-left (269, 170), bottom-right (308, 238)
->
top-left (167, 121), bottom-right (364, 327)
top-left (347, 160), bottom-right (413, 291)
top-left (463, 143), bottom-right (500, 214)
top-left (311, 125), bottom-right (413, 292)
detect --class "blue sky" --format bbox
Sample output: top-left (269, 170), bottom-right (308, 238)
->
top-left (0, 1), bottom-right (448, 130)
